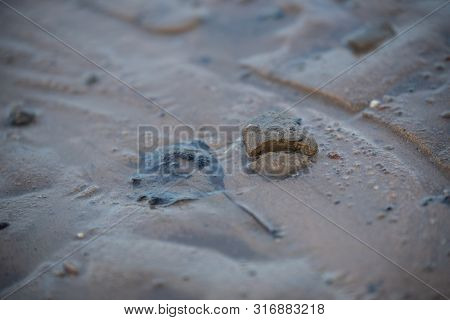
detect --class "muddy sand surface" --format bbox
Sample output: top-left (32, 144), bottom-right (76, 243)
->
top-left (0, 0), bottom-right (449, 299)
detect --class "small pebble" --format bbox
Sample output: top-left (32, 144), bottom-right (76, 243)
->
top-left (384, 145), bottom-right (394, 151)
top-left (0, 222), bottom-right (10, 230)
top-left (388, 216), bottom-right (398, 223)
top-left (85, 73), bottom-right (99, 86)
top-left (182, 275), bottom-right (190, 282)
top-left (377, 212), bottom-right (386, 220)
top-left (425, 97), bottom-right (434, 104)
top-left (322, 271), bottom-right (344, 285)
top-left (421, 196), bottom-right (433, 207)
top-left (434, 62), bottom-right (445, 71)
top-left (63, 262), bottom-right (79, 276)
top-left (421, 72), bottom-right (431, 80)
top-left (76, 232), bottom-right (85, 239)
top-left (152, 278), bottom-right (166, 288)
top-left (369, 100), bottom-right (380, 108)
top-left (367, 282), bottom-right (381, 294)
top-left (8, 105), bottom-right (35, 126)
top-left (440, 111), bottom-right (450, 119)
top-left (347, 22), bottom-right (395, 55)
top-left (327, 151), bottom-right (342, 160)
top-left (75, 185), bottom-right (99, 198)
top-left (53, 270), bottom-right (66, 278)
top-left (130, 176), bottom-right (142, 186)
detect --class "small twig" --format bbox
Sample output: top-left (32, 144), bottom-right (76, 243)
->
top-left (223, 191), bottom-right (283, 239)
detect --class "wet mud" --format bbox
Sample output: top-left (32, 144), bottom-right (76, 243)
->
top-left (90, 0), bottom-right (207, 35)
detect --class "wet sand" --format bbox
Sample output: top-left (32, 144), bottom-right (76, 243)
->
top-left (0, 0), bottom-right (449, 299)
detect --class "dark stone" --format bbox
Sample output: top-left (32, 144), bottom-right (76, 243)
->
top-left (347, 22), bottom-right (396, 55)
top-left (198, 56), bottom-right (212, 65)
top-left (0, 222), bottom-right (10, 230)
top-left (421, 196), bottom-right (433, 207)
top-left (131, 177), bottom-right (142, 186)
top-left (8, 105), bottom-right (35, 126)
top-left (85, 73), bottom-right (99, 86)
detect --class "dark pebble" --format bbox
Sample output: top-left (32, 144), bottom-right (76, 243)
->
top-left (0, 222), bottom-right (10, 230)
top-left (421, 196), bottom-right (433, 207)
top-left (271, 229), bottom-right (284, 239)
top-left (131, 177), bottom-right (142, 186)
top-left (182, 275), bottom-right (190, 282)
top-left (347, 22), bottom-right (395, 55)
top-left (137, 195), bottom-right (147, 202)
top-left (198, 56), bottom-right (212, 65)
top-left (240, 72), bottom-right (251, 80)
top-left (420, 194), bottom-right (450, 206)
top-left (85, 73), bottom-right (99, 86)
top-left (434, 63), bottom-right (445, 71)
top-left (367, 282), bottom-right (381, 294)
top-left (8, 106), bottom-right (35, 126)
top-left (327, 152), bottom-right (342, 160)
top-left (148, 196), bottom-right (165, 206)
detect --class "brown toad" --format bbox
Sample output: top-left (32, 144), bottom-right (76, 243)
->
top-left (242, 111), bottom-right (318, 178)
